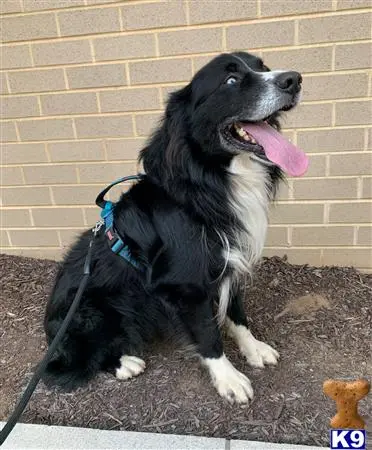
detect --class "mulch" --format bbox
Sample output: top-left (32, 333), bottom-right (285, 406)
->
top-left (0, 253), bottom-right (371, 446)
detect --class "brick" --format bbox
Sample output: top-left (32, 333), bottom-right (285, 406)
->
top-left (262, 47), bottom-right (333, 74)
top-left (75, 115), bottom-right (133, 138)
top-left (0, 231), bottom-right (10, 247)
top-left (335, 43), bottom-right (371, 70)
top-left (297, 129), bottom-right (365, 153)
top-left (23, 0), bottom-right (86, 11)
top-left (130, 58), bottom-right (192, 85)
top-left (60, 228), bottom-right (84, 247)
top-left (266, 227), bottom-right (288, 246)
top-left (1, 167), bottom-right (23, 185)
top-left (161, 84), bottom-right (186, 103)
top-left (367, 128), bottom-right (372, 150)
top-left (357, 226), bottom-right (372, 245)
top-left (306, 155), bottom-right (327, 177)
top-left (302, 73), bottom-right (368, 101)
top-left (0, 73), bottom-right (9, 94)
top-left (294, 178), bottom-right (358, 200)
top-left (121, 1), bottom-right (187, 30)
top-left (67, 63), bottom-right (127, 89)
top-left (0, 121), bottom-right (18, 142)
top-left (48, 140), bottom-right (105, 162)
top-left (10, 229), bottom-right (60, 247)
top-left (86, 0), bottom-right (117, 3)
top-left (193, 55), bottom-right (220, 73)
top-left (23, 164), bottom-right (77, 184)
top-left (159, 28), bottom-right (222, 57)
top-left (299, 13), bottom-right (371, 44)
top-left (323, 249), bottom-right (371, 268)
top-left (269, 203), bottom-right (324, 224)
top-left (189, 0), bottom-right (256, 24)
top-left (94, 34), bottom-right (155, 62)
top-left (329, 202), bottom-right (372, 223)
top-left (32, 40), bottom-right (92, 66)
top-left (276, 182), bottom-right (291, 200)
top-left (261, 0), bottom-right (332, 16)
top-left (84, 206), bottom-right (101, 225)
top-left (52, 185), bottom-right (99, 205)
top-left (362, 177), bottom-right (371, 198)
top-left (292, 226), bottom-right (354, 246)
top-left (1, 186), bottom-right (51, 206)
top-left (18, 118), bottom-right (74, 141)
top-left (1, 95), bottom-right (40, 119)
top-left (41, 92), bottom-right (98, 115)
top-left (1, 13), bottom-right (58, 42)
top-left (135, 113), bottom-right (162, 136)
top-left (100, 87), bottom-right (160, 113)
top-left (335, 101), bottom-right (371, 126)
top-left (8, 68), bottom-right (66, 94)
top-left (337, 0), bottom-right (371, 9)
top-left (330, 153), bottom-right (371, 176)
top-left (1, 0), bottom-right (23, 13)
top-left (284, 103), bottom-right (333, 128)
top-left (58, 7), bottom-right (120, 37)
top-left (262, 248), bottom-right (322, 266)
top-left (78, 162), bottom-right (136, 183)
top-left (2, 209), bottom-right (31, 227)
top-left (106, 138), bottom-right (145, 160)
top-left (227, 21), bottom-right (295, 50)
top-left (32, 207), bottom-right (85, 226)
top-left (1, 143), bottom-right (47, 164)
top-left (1, 44), bottom-right (33, 70)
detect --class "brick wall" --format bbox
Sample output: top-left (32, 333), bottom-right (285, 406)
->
top-left (0, 0), bottom-right (371, 271)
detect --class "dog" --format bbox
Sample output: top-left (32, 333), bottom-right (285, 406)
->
top-left (43, 52), bottom-right (308, 404)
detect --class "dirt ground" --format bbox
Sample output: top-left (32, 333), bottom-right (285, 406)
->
top-left (0, 253), bottom-right (371, 446)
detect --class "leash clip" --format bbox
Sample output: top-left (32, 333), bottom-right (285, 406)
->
top-left (92, 219), bottom-right (104, 235)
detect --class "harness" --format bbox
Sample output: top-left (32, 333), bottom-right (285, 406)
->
top-left (95, 174), bottom-right (145, 272)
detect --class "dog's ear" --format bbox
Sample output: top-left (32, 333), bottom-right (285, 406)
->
top-left (164, 85), bottom-right (192, 173)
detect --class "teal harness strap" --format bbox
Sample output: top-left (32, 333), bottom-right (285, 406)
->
top-left (96, 175), bottom-right (145, 272)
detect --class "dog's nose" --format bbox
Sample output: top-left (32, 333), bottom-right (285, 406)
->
top-left (274, 71), bottom-right (302, 94)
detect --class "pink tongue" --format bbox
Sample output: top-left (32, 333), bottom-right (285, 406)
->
top-left (241, 122), bottom-right (309, 177)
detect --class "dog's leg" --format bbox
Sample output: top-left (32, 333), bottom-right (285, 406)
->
top-left (226, 293), bottom-right (279, 368)
top-left (115, 355), bottom-right (146, 380)
top-left (179, 295), bottom-right (253, 404)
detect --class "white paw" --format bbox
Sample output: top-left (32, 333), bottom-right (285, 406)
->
top-left (115, 355), bottom-right (146, 380)
top-left (242, 338), bottom-right (279, 368)
top-left (204, 354), bottom-right (254, 404)
top-left (227, 322), bottom-right (279, 368)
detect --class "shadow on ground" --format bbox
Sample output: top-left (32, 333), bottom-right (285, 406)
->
top-left (0, 254), bottom-right (371, 446)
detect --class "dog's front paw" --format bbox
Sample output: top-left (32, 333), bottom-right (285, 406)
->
top-left (227, 322), bottom-right (279, 368)
top-left (115, 355), bottom-right (146, 380)
top-left (241, 338), bottom-right (279, 368)
top-left (204, 354), bottom-right (253, 404)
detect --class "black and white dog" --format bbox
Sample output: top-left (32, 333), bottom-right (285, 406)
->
top-left (44, 52), bottom-right (308, 404)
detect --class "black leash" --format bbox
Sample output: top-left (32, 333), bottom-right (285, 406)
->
top-left (0, 174), bottom-right (143, 446)
top-left (0, 222), bottom-right (101, 446)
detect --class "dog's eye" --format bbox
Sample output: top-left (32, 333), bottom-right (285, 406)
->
top-left (225, 76), bottom-right (238, 85)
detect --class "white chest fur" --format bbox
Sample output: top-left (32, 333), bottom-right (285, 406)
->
top-left (228, 154), bottom-right (270, 273)
top-left (218, 154), bottom-right (270, 323)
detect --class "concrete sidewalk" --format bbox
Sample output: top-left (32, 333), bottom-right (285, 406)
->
top-left (1, 422), bottom-right (328, 450)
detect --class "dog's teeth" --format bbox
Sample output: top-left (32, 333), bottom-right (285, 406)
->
top-left (243, 134), bottom-right (250, 141)
top-left (237, 128), bottom-right (246, 137)
top-left (251, 137), bottom-right (256, 144)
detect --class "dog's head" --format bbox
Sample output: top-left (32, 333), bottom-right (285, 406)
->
top-left (142, 52), bottom-right (308, 180)
top-left (166, 52), bottom-right (307, 176)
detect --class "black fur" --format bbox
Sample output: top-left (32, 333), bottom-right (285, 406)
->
top-left (44, 52), bottom-right (299, 391)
